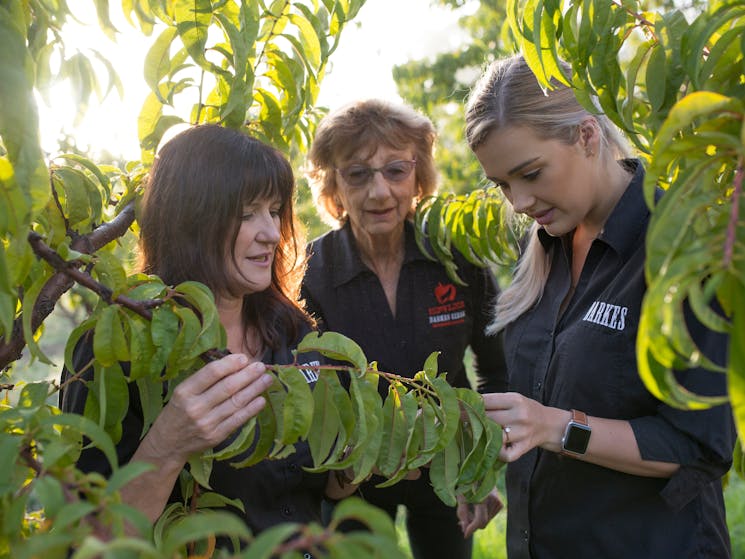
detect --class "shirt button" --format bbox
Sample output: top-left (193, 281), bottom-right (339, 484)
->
top-left (282, 506), bottom-right (293, 517)
top-left (534, 381), bottom-right (542, 391)
top-left (522, 529), bottom-right (529, 541)
top-left (288, 462), bottom-right (298, 472)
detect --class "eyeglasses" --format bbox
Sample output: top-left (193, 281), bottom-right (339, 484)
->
top-left (336, 159), bottom-right (416, 187)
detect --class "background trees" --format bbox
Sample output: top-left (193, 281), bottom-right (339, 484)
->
top-left (2, 0), bottom-right (744, 557)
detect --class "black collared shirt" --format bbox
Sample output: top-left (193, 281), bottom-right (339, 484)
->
top-left (300, 219), bottom-right (507, 393)
top-left (503, 161), bottom-right (734, 558)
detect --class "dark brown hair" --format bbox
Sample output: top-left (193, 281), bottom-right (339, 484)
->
top-left (139, 124), bottom-right (308, 348)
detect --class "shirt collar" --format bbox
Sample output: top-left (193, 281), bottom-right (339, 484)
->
top-left (331, 220), bottom-right (429, 287)
top-left (537, 159), bottom-right (648, 259)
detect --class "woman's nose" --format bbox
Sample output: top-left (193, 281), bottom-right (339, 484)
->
top-left (367, 172), bottom-right (391, 199)
top-left (510, 189), bottom-right (535, 215)
top-left (257, 212), bottom-right (281, 243)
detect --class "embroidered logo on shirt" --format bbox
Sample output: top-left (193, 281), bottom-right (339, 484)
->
top-left (298, 360), bottom-right (319, 383)
top-left (434, 282), bottom-right (457, 304)
top-left (428, 283), bottom-right (465, 328)
top-left (582, 301), bottom-right (628, 331)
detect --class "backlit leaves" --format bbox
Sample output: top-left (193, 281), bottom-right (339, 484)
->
top-left (416, 0), bottom-right (744, 443)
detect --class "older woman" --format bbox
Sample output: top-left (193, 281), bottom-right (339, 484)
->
top-left (301, 99), bottom-right (507, 559)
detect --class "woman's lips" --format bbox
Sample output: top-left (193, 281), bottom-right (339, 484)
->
top-left (532, 208), bottom-right (554, 226)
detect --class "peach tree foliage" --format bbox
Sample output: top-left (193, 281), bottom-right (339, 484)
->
top-left (415, 0), bottom-right (745, 472)
top-left (0, 1), bottom-right (508, 557)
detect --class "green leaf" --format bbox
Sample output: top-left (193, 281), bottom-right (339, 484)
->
top-left (21, 264), bottom-right (55, 365)
top-left (150, 305), bottom-right (180, 373)
top-left (306, 374), bottom-right (342, 465)
top-left (429, 434), bottom-right (460, 507)
top-left (161, 510), bottom-right (250, 557)
top-left (205, 417), bottom-right (256, 461)
top-left (173, 0), bottom-right (213, 69)
top-left (375, 383), bottom-right (412, 478)
top-left (0, 435), bottom-right (22, 496)
top-left (653, 92), bottom-right (737, 155)
top-left (47, 501), bottom-right (97, 531)
top-left (106, 461), bottom-right (155, 494)
top-left (296, 331), bottom-right (368, 373)
top-left (136, 377), bottom-right (165, 437)
top-left (277, 366), bottom-right (314, 444)
top-left (346, 373), bottom-right (383, 483)
top-left (331, 496), bottom-right (397, 538)
top-left (128, 315), bottom-right (156, 380)
top-left (0, 7), bottom-right (47, 211)
top-left (89, 362), bottom-right (130, 442)
top-left (727, 277), bottom-right (745, 441)
top-left (288, 13), bottom-right (322, 68)
top-left (41, 413), bottom-right (119, 471)
top-left (231, 382), bottom-right (279, 468)
top-left (33, 475), bottom-right (65, 520)
top-left (93, 305), bottom-right (122, 367)
top-left (144, 26), bottom-right (179, 103)
top-left (241, 523), bottom-right (299, 559)
top-left (187, 453), bottom-right (214, 490)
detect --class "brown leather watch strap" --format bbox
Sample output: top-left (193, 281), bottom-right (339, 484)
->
top-left (571, 409), bottom-right (588, 426)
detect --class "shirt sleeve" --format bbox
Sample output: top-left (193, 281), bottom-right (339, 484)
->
top-left (629, 301), bottom-right (735, 511)
top-left (468, 265), bottom-right (509, 394)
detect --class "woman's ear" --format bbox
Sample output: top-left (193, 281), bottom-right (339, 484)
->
top-left (579, 118), bottom-right (600, 157)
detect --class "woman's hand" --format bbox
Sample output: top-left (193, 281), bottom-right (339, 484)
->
top-left (143, 354), bottom-right (274, 464)
top-left (121, 354), bottom-right (274, 523)
top-left (482, 392), bottom-right (568, 462)
top-left (483, 393), bottom-right (680, 478)
top-left (457, 488), bottom-right (503, 537)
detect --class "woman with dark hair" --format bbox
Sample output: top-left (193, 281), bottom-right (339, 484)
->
top-left (301, 99), bottom-right (506, 559)
top-left (467, 55), bottom-right (734, 558)
top-left (61, 124), bottom-right (347, 543)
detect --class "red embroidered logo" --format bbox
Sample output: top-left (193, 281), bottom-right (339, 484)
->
top-left (434, 282), bottom-right (456, 304)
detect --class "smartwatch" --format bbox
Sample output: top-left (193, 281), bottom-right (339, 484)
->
top-left (561, 409), bottom-right (591, 456)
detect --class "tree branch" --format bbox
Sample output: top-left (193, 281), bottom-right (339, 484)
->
top-left (0, 203), bottom-right (136, 370)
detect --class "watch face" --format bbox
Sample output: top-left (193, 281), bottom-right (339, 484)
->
top-left (563, 423), bottom-right (591, 454)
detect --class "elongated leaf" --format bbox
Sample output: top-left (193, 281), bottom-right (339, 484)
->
top-left (727, 277), bottom-right (745, 440)
top-left (21, 265), bottom-right (55, 365)
top-left (429, 435), bottom-right (460, 507)
top-left (278, 366), bottom-right (314, 444)
top-left (187, 453), bottom-right (214, 489)
top-left (297, 331), bottom-right (368, 373)
top-left (144, 26), bottom-right (179, 102)
top-left (41, 413), bottom-right (119, 471)
top-left (306, 374), bottom-right (342, 465)
top-left (375, 383), bottom-right (411, 477)
top-left (161, 510), bottom-right (249, 557)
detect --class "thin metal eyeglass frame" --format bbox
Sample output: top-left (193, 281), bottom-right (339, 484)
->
top-left (335, 159), bottom-right (417, 187)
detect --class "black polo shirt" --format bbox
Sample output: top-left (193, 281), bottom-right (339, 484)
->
top-left (503, 160), bottom-right (734, 558)
top-left (60, 324), bottom-right (327, 538)
top-left (300, 219), bottom-right (507, 393)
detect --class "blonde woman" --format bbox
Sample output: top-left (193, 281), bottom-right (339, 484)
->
top-left (469, 55), bottom-right (734, 558)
